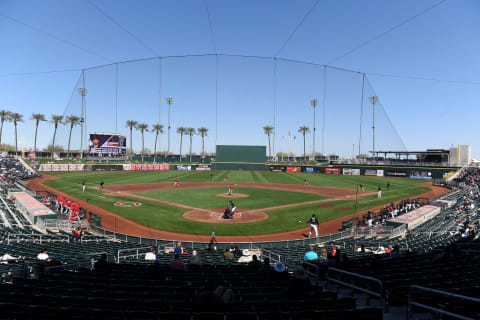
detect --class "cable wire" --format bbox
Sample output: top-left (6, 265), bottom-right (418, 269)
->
top-left (327, 0), bottom-right (449, 65)
top-left (367, 72), bottom-right (480, 86)
top-left (204, 0), bottom-right (218, 54)
top-left (0, 69), bottom-right (81, 77)
top-left (274, 0), bottom-right (320, 57)
top-left (0, 12), bottom-right (113, 62)
top-left (87, 0), bottom-right (158, 56)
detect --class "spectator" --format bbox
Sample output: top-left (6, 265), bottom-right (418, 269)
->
top-left (37, 248), bottom-right (51, 262)
top-left (145, 248), bottom-right (156, 261)
top-left (94, 253), bottom-right (110, 271)
top-left (0, 253), bottom-right (21, 264)
top-left (248, 255), bottom-right (262, 269)
top-left (173, 242), bottom-right (183, 255)
top-left (388, 245), bottom-right (402, 259)
top-left (331, 246), bottom-right (337, 257)
top-left (189, 250), bottom-right (202, 266)
top-left (169, 253), bottom-right (186, 272)
top-left (224, 248), bottom-right (234, 260)
top-left (261, 257), bottom-right (272, 273)
top-left (304, 248), bottom-right (318, 261)
top-left (318, 248), bottom-right (328, 261)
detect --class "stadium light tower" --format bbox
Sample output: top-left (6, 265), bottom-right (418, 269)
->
top-left (369, 96), bottom-right (378, 161)
top-left (310, 98), bottom-right (318, 161)
top-left (165, 97), bottom-right (174, 156)
top-left (78, 87), bottom-right (88, 159)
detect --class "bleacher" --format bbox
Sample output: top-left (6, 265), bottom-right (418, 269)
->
top-left (0, 157), bottom-right (479, 319)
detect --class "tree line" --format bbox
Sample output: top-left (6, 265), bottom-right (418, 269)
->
top-left (263, 124), bottom-right (311, 161)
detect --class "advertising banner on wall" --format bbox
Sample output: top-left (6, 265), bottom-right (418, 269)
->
top-left (301, 167), bottom-right (318, 173)
top-left (196, 165), bottom-right (211, 171)
top-left (365, 169), bottom-right (377, 176)
top-left (343, 168), bottom-right (352, 175)
top-left (124, 164), bottom-right (170, 171)
top-left (324, 168), bottom-right (341, 175)
top-left (27, 152), bottom-right (35, 159)
top-left (410, 171), bottom-right (432, 179)
top-left (286, 166), bottom-right (302, 173)
top-left (377, 170), bottom-right (384, 177)
top-left (386, 171), bottom-right (407, 177)
top-left (270, 166), bottom-right (286, 172)
top-left (177, 165), bottom-right (192, 171)
top-left (351, 169), bottom-right (361, 176)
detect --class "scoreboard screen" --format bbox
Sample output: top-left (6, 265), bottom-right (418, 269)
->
top-left (89, 134), bottom-right (126, 154)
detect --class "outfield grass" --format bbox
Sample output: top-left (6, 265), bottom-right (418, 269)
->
top-left (138, 186), bottom-right (326, 209)
top-left (42, 171), bottom-right (431, 236)
top-left (47, 170), bottom-right (425, 192)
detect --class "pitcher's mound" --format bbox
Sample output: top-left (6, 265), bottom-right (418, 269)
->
top-left (183, 208), bottom-right (268, 224)
top-left (216, 193), bottom-right (249, 198)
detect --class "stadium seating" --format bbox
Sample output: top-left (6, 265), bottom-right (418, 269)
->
top-left (0, 156), bottom-right (479, 319)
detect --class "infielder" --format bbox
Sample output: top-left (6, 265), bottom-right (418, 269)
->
top-left (377, 186), bottom-right (382, 198)
top-left (227, 184), bottom-right (234, 195)
top-left (304, 178), bottom-right (308, 185)
top-left (82, 181), bottom-right (86, 192)
top-left (174, 178), bottom-right (179, 188)
top-left (308, 214), bottom-right (319, 238)
top-left (224, 175), bottom-right (229, 183)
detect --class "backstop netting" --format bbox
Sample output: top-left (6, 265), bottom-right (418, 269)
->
top-left (52, 54), bottom-right (407, 160)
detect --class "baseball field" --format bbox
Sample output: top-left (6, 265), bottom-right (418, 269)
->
top-left (28, 170), bottom-right (446, 239)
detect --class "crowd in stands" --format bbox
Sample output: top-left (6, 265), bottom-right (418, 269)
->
top-left (357, 198), bottom-right (424, 228)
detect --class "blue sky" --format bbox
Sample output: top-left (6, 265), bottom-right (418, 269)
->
top-left (0, 0), bottom-right (479, 158)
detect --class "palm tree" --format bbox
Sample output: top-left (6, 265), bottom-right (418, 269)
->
top-left (186, 128), bottom-right (196, 163)
top-left (135, 123), bottom-right (149, 161)
top-left (125, 120), bottom-right (138, 158)
top-left (0, 110), bottom-right (11, 147)
top-left (50, 114), bottom-right (64, 159)
top-left (31, 113), bottom-right (47, 155)
top-left (263, 125), bottom-right (274, 160)
top-left (10, 113), bottom-right (23, 156)
top-left (65, 115), bottom-right (81, 158)
top-left (298, 126), bottom-right (310, 161)
top-left (152, 124), bottom-right (164, 163)
top-left (197, 127), bottom-right (208, 162)
top-left (176, 127), bottom-right (187, 161)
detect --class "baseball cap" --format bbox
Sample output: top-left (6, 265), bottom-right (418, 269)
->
top-left (274, 261), bottom-right (286, 272)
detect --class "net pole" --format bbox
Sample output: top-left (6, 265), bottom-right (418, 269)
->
top-left (321, 65), bottom-right (327, 158)
top-left (115, 63), bottom-right (119, 134)
top-left (358, 73), bottom-right (365, 157)
top-left (158, 57), bottom-right (162, 162)
top-left (272, 57), bottom-right (277, 161)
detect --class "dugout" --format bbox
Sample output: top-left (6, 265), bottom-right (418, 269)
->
top-left (211, 145), bottom-right (268, 171)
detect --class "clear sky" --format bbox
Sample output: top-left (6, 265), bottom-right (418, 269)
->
top-left (0, 0), bottom-right (479, 158)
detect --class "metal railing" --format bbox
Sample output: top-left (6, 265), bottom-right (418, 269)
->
top-left (6, 233), bottom-right (70, 244)
top-left (116, 246), bottom-right (155, 263)
top-left (408, 286), bottom-right (480, 320)
top-left (327, 267), bottom-right (386, 311)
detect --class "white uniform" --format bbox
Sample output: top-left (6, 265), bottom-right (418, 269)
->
top-left (308, 216), bottom-right (319, 238)
top-left (377, 190), bottom-right (382, 198)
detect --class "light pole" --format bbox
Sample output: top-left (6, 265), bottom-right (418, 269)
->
top-left (293, 135), bottom-right (296, 162)
top-left (78, 87), bottom-right (88, 159)
top-left (369, 96), bottom-right (378, 161)
top-left (165, 97), bottom-right (174, 156)
top-left (310, 98), bottom-right (318, 161)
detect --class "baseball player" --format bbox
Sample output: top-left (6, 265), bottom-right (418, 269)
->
top-left (229, 200), bottom-right (236, 214)
top-left (377, 186), bottom-right (382, 198)
top-left (99, 181), bottom-right (104, 190)
top-left (387, 182), bottom-right (390, 191)
top-left (174, 178), bottom-right (179, 188)
top-left (304, 178), bottom-right (308, 185)
top-left (82, 181), bottom-right (86, 192)
top-left (224, 175), bottom-right (229, 183)
top-left (308, 214), bottom-right (319, 238)
top-left (360, 183), bottom-right (365, 191)
top-left (227, 184), bottom-right (234, 195)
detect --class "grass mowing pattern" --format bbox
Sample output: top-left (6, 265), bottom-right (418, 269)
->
top-left (42, 171), bottom-right (430, 236)
top-left (138, 186), bottom-right (326, 209)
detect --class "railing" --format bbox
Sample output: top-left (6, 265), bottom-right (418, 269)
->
top-left (45, 251), bottom-right (108, 272)
top-left (6, 233), bottom-right (70, 244)
top-left (327, 267), bottom-right (386, 311)
top-left (261, 248), bottom-right (282, 264)
top-left (408, 286), bottom-right (480, 320)
top-left (40, 219), bottom-right (87, 231)
top-left (89, 222), bottom-right (356, 250)
top-left (116, 246), bottom-right (155, 263)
